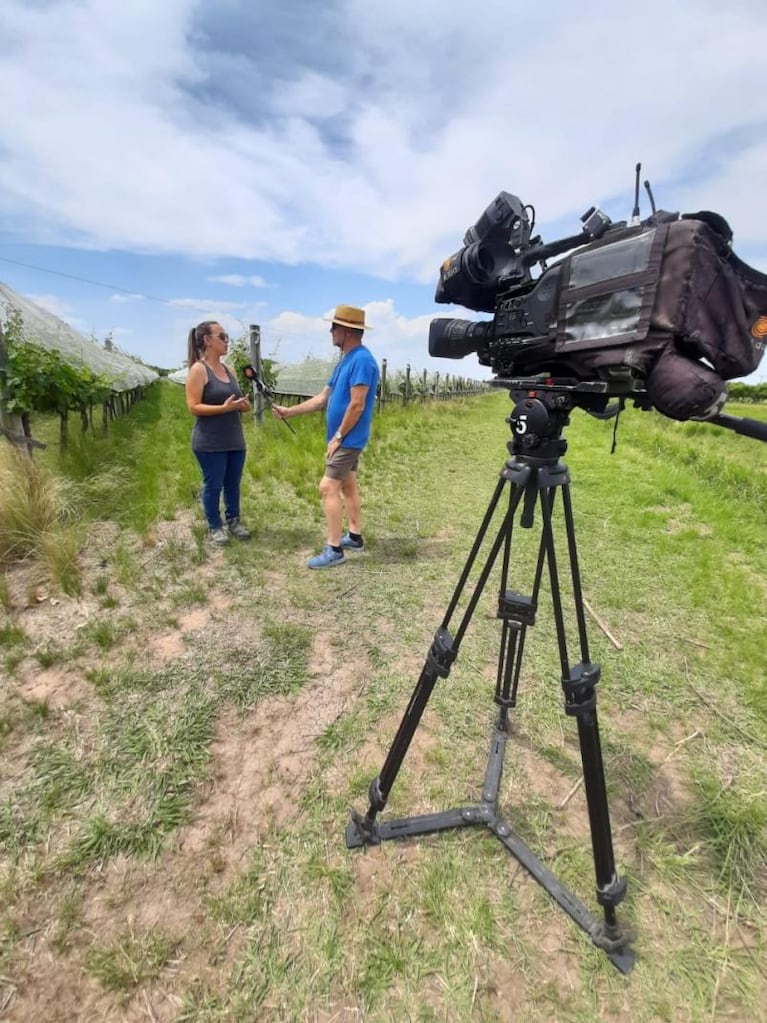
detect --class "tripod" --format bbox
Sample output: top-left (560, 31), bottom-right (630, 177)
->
top-left (346, 385), bottom-right (635, 974)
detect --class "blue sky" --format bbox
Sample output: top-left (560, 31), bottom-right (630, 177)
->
top-left (1, 0), bottom-right (766, 381)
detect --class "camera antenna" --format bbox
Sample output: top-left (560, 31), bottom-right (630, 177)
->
top-left (644, 178), bottom-right (657, 216)
top-left (631, 163), bottom-right (641, 224)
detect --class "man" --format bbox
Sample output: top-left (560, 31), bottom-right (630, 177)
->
top-left (272, 304), bottom-right (380, 569)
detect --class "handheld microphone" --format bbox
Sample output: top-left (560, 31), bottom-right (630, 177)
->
top-left (242, 364), bottom-right (296, 434)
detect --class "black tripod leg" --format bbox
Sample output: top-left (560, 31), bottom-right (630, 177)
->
top-left (347, 471), bottom-right (528, 847)
top-left (538, 475), bottom-right (631, 955)
top-left (346, 626), bottom-right (457, 846)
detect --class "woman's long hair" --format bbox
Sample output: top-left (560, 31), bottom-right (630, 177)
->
top-left (187, 321), bottom-right (217, 367)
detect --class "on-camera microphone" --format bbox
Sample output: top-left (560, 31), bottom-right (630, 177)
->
top-left (631, 162), bottom-right (641, 224)
top-left (644, 179), bottom-right (657, 216)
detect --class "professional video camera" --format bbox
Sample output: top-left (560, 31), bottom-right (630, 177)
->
top-left (347, 173), bottom-right (767, 971)
top-left (429, 180), bottom-right (767, 421)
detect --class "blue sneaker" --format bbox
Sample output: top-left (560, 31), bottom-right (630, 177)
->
top-left (340, 533), bottom-right (363, 550)
top-left (307, 545), bottom-right (345, 569)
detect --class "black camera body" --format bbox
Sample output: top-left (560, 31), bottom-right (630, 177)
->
top-left (429, 192), bottom-right (767, 420)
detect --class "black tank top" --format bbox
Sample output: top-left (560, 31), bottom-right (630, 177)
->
top-left (190, 363), bottom-right (246, 452)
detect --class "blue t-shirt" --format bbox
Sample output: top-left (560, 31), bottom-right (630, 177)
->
top-left (326, 345), bottom-right (379, 449)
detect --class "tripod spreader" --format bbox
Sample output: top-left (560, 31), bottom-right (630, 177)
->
top-left (346, 385), bottom-right (635, 974)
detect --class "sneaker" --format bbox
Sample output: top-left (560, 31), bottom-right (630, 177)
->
top-left (227, 518), bottom-right (251, 541)
top-left (209, 527), bottom-right (229, 545)
top-left (307, 545), bottom-right (345, 569)
top-left (340, 533), bottom-right (363, 550)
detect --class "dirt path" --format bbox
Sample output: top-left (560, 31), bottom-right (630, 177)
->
top-left (1, 512), bottom-right (382, 1021)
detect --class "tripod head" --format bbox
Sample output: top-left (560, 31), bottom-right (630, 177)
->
top-left (506, 386), bottom-right (573, 463)
top-left (500, 375), bottom-right (767, 450)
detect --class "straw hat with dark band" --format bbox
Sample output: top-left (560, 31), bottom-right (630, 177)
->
top-left (323, 304), bottom-right (373, 330)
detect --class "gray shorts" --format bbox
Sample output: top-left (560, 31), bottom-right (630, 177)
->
top-left (325, 447), bottom-right (360, 480)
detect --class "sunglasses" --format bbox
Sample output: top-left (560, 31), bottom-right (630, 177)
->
top-left (208, 331), bottom-right (229, 341)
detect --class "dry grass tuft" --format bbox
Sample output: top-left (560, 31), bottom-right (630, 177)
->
top-left (0, 445), bottom-right (77, 568)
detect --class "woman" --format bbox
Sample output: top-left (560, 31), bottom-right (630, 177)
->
top-left (185, 320), bottom-right (251, 544)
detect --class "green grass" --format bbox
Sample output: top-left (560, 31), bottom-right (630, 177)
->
top-left (85, 928), bottom-right (181, 993)
top-left (1, 386), bottom-right (766, 1020)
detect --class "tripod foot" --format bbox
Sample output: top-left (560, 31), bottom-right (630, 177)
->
top-left (590, 919), bottom-right (634, 954)
top-left (589, 920), bottom-right (636, 974)
top-left (346, 809), bottom-right (381, 848)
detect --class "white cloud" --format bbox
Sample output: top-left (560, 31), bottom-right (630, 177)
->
top-left (1, 1), bottom-right (766, 386)
top-left (25, 293), bottom-right (69, 318)
top-left (0, 0), bottom-right (764, 280)
top-left (167, 297), bottom-right (248, 312)
top-left (260, 299), bottom-right (487, 376)
top-left (269, 71), bottom-right (348, 120)
top-left (26, 292), bottom-right (88, 332)
top-left (208, 274), bottom-right (269, 287)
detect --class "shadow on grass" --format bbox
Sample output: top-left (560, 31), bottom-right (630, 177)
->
top-left (367, 536), bottom-right (453, 564)
top-left (244, 530), bottom-right (452, 565)
top-left (251, 524), bottom-right (327, 550)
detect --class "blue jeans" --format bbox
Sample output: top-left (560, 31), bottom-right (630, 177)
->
top-left (193, 449), bottom-right (247, 529)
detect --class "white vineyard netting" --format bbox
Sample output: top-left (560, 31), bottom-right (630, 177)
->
top-left (272, 357), bottom-right (336, 396)
top-left (0, 281), bottom-right (157, 392)
top-left (167, 356), bottom-right (336, 396)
